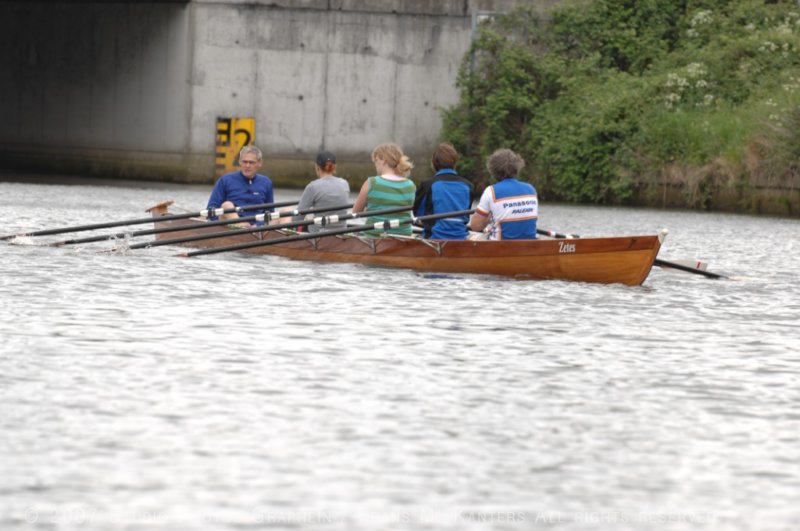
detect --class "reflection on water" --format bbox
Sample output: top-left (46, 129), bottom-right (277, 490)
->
top-left (0, 178), bottom-right (799, 530)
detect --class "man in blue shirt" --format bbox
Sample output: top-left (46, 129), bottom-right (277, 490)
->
top-left (207, 145), bottom-right (274, 223)
top-left (413, 143), bottom-right (475, 240)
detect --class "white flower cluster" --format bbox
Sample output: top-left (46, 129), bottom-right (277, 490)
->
top-left (782, 76), bottom-right (800, 93)
top-left (765, 99), bottom-right (782, 124)
top-left (687, 10), bottom-right (712, 38)
top-left (664, 63), bottom-right (713, 110)
top-left (760, 40), bottom-right (779, 52)
top-left (665, 93), bottom-right (681, 107)
top-left (759, 40), bottom-right (796, 59)
top-left (665, 73), bottom-right (689, 89)
top-left (686, 62), bottom-right (707, 78)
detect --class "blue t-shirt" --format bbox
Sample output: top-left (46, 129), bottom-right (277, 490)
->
top-left (207, 171), bottom-right (274, 221)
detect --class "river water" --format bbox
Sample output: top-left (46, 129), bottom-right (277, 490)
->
top-left (0, 177), bottom-right (798, 531)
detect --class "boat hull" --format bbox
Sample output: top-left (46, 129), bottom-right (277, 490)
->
top-left (147, 201), bottom-right (661, 285)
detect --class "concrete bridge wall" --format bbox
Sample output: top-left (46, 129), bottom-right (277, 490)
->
top-left (0, 0), bottom-right (555, 184)
top-left (0, 2), bottom-right (194, 180)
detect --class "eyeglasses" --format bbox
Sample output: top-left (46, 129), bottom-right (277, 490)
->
top-left (240, 160), bottom-right (259, 165)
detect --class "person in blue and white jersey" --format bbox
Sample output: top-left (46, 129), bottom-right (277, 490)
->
top-left (413, 143), bottom-right (475, 240)
top-left (206, 145), bottom-right (274, 223)
top-left (467, 148), bottom-right (538, 240)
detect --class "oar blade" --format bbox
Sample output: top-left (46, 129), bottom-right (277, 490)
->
top-left (656, 258), bottom-right (708, 272)
top-left (653, 258), bottom-right (727, 279)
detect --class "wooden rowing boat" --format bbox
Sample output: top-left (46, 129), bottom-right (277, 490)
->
top-left (147, 201), bottom-right (665, 285)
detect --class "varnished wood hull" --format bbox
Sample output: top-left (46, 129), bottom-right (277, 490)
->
top-left (148, 202), bottom-right (662, 285)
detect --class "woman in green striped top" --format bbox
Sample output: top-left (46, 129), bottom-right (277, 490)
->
top-left (353, 143), bottom-right (417, 236)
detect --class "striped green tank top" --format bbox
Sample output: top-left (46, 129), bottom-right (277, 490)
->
top-left (365, 175), bottom-right (416, 236)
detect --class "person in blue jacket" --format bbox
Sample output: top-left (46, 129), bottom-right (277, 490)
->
top-left (207, 145), bottom-right (274, 223)
top-left (413, 143), bottom-right (475, 240)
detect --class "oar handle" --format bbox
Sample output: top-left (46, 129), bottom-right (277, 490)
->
top-left (170, 202), bottom-right (355, 230)
top-left (165, 199), bottom-right (296, 221)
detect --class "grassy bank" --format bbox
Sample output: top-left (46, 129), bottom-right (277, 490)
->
top-left (441, 0), bottom-right (800, 216)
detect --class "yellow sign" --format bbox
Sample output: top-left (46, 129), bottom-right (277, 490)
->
top-left (215, 117), bottom-right (255, 176)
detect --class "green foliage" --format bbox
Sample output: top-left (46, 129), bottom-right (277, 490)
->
top-left (441, 11), bottom-right (561, 186)
top-left (529, 70), bottom-right (648, 202)
top-left (754, 100), bottom-right (800, 186)
top-left (548, 0), bottom-right (686, 73)
top-left (441, 0), bottom-right (800, 205)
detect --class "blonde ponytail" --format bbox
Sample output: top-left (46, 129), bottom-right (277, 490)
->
top-left (372, 143), bottom-right (413, 177)
top-left (395, 155), bottom-right (413, 177)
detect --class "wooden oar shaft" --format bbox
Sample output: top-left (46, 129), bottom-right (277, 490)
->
top-left (56, 203), bottom-right (353, 246)
top-left (0, 200), bottom-right (297, 241)
top-left (537, 228), bottom-right (580, 239)
top-left (56, 216), bottom-right (256, 246)
top-left (180, 209), bottom-right (475, 257)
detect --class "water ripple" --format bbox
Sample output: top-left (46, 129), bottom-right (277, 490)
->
top-left (0, 182), bottom-right (798, 530)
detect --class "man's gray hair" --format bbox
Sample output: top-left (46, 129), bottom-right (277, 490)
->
top-left (486, 148), bottom-right (525, 181)
top-left (239, 145), bottom-right (263, 161)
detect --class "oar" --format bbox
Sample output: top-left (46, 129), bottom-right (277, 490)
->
top-left (0, 200), bottom-right (297, 241)
top-left (653, 258), bottom-right (728, 279)
top-left (537, 228), bottom-right (579, 239)
top-left (119, 204), bottom-right (363, 251)
top-left (538, 227), bottom-right (727, 279)
top-left (179, 209), bottom-right (475, 258)
top-left (52, 203), bottom-right (354, 246)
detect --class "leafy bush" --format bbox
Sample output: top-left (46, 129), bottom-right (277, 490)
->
top-left (528, 70), bottom-right (649, 202)
top-left (442, 0), bottom-right (800, 207)
top-left (441, 12), bottom-right (560, 188)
